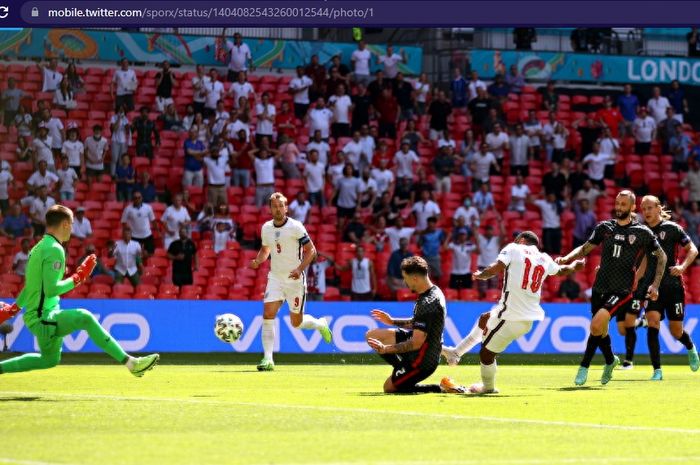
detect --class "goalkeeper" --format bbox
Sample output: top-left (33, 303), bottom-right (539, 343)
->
top-left (0, 205), bottom-right (159, 376)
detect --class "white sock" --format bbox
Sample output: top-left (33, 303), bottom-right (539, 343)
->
top-left (262, 319), bottom-right (275, 360)
top-left (125, 356), bottom-right (137, 370)
top-left (455, 324), bottom-right (484, 356)
top-left (481, 361), bottom-right (497, 391)
top-left (298, 314), bottom-right (324, 330)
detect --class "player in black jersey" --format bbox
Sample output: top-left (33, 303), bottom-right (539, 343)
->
top-left (638, 195), bottom-right (699, 379)
top-left (366, 256), bottom-right (465, 394)
top-left (557, 191), bottom-right (667, 386)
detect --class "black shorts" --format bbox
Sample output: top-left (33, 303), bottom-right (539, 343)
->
top-left (646, 286), bottom-right (686, 321)
top-left (449, 273), bottom-right (473, 290)
top-left (386, 329), bottom-right (436, 391)
top-left (86, 167), bottom-right (103, 178)
top-left (591, 291), bottom-right (632, 317)
top-left (337, 206), bottom-right (356, 219)
top-left (133, 235), bottom-right (155, 255)
top-left (615, 296), bottom-right (644, 322)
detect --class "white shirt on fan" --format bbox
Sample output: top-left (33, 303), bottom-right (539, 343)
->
top-left (114, 240), bottom-right (142, 276)
top-left (289, 76), bottom-right (313, 104)
top-left (62, 140), bottom-right (84, 167)
top-left (121, 203), bottom-right (156, 239)
top-left (113, 69), bottom-right (138, 96)
top-left (161, 205), bottom-right (191, 249)
top-left (492, 243), bottom-right (561, 321)
top-left (261, 217), bottom-right (311, 279)
top-left (329, 94), bottom-right (352, 124)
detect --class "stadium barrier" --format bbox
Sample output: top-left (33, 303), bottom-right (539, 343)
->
top-left (3, 300), bottom-right (698, 354)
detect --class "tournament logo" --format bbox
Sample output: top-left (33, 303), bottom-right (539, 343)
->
top-left (53, 261), bottom-right (62, 270)
top-left (628, 235), bottom-right (636, 245)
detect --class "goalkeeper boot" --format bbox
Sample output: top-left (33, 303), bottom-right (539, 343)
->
top-left (688, 347), bottom-right (700, 372)
top-left (574, 366), bottom-right (588, 386)
top-left (130, 354), bottom-right (160, 378)
top-left (601, 356), bottom-right (620, 385)
top-left (318, 318), bottom-right (332, 344)
top-left (650, 368), bottom-right (663, 381)
top-left (257, 358), bottom-right (275, 371)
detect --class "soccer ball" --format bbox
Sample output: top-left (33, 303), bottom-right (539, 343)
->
top-left (214, 313), bottom-right (244, 343)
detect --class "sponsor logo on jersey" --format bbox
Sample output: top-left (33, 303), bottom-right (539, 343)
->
top-left (628, 235), bottom-right (636, 245)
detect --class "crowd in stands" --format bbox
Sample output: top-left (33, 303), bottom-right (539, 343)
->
top-left (1, 32), bottom-right (700, 303)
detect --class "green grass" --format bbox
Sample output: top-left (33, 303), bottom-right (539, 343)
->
top-left (2, 356), bottom-right (700, 465)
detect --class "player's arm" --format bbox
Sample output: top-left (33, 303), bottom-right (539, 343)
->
top-left (250, 245), bottom-right (271, 269)
top-left (289, 239), bottom-right (316, 280)
top-left (474, 259), bottom-right (506, 280)
top-left (556, 241), bottom-right (597, 265)
top-left (370, 309), bottom-right (412, 328)
top-left (370, 328), bottom-right (427, 354)
top-left (647, 246), bottom-right (667, 300)
top-left (554, 259), bottom-right (586, 276)
top-left (42, 253), bottom-right (76, 297)
top-left (670, 240), bottom-right (699, 276)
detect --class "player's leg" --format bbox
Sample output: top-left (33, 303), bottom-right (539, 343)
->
top-left (386, 364), bottom-right (442, 394)
top-left (259, 300), bottom-right (283, 371)
top-left (645, 309), bottom-right (663, 379)
top-left (0, 324), bottom-right (62, 373)
top-left (621, 301), bottom-right (640, 369)
top-left (594, 306), bottom-right (620, 384)
top-left (443, 310), bottom-right (490, 366)
top-left (366, 328), bottom-right (404, 367)
top-left (286, 279), bottom-right (332, 343)
top-left (666, 295), bottom-right (699, 371)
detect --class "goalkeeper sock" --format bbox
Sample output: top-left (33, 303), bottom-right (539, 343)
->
top-left (262, 319), bottom-right (275, 360)
top-left (455, 324), bottom-right (484, 357)
top-left (298, 314), bottom-right (323, 330)
top-left (481, 361), bottom-right (497, 391)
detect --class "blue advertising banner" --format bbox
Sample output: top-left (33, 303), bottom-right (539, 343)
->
top-left (4, 300), bottom-right (698, 355)
top-left (471, 49), bottom-right (700, 86)
top-left (0, 28), bottom-right (422, 75)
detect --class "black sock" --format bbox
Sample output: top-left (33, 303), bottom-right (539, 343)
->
top-left (580, 335), bottom-right (601, 368)
top-left (599, 335), bottom-right (615, 365)
top-left (678, 331), bottom-right (695, 351)
top-left (625, 327), bottom-right (637, 362)
top-left (648, 327), bottom-right (661, 370)
top-left (411, 384), bottom-right (442, 393)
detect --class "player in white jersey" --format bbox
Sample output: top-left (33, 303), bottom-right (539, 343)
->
top-left (442, 231), bottom-right (585, 393)
top-left (250, 192), bottom-right (332, 371)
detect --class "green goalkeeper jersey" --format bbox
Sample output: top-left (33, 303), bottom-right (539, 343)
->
top-left (15, 234), bottom-right (75, 329)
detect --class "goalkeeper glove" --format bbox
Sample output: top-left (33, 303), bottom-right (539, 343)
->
top-left (0, 302), bottom-right (20, 325)
top-left (72, 254), bottom-right (97, 287)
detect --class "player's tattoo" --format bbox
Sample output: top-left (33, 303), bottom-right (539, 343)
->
top-left (389, 339), bottom-right (416, 354)
top-left (651, 247), bottom-right (668, 288)
top-left (569, 242), bottom-right (595, 261)
top-left (392, 318), bottom-right (413, 329)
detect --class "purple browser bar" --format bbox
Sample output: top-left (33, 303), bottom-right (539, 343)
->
top-left (16, 1), bottom-right (700, 26)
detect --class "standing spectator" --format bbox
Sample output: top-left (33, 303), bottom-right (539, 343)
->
top-left (509, 174), bottom-right (530, 213)
top-left (393, 141), bottom-right (420, 181)
top-left (633, 107), bottom-right (656, 155)
top-left (546, 114), bottom-right (570, 163)
top-left (342, 212), bottom-right (367, 245)
top-left (306, 129), bottom-right (331, 166)
top-left (351, 40), bottom-right (372, 87)
top-left (109, 104), bottom-right (131, 176)
top-left (471, 142), bottom-right (500, 191)
top-left (33, 125), bottom-right (55, 171)
top-left (412, 190), bottom-right (441, 232)
top-left (289, 66), bottom-right (313, 119)
top-left (414, 72), bottom-right (431, 116)
top-left (450, 68), bottom-right (468, 109)
top-left (582, 141), bottom-right (613, 190)
top-left (445, 228), bottom-right (478, 290)
top-left (132, 106), bottom-right (160, 159)
top-left (40, 109), bottom-right (65, 162)
top-left (473, 183), bottom-right (495, 213)
top-left (573, 198), bottom-right (596, 248)
top-left (476, 223), bottom-right (504, 295)
top-left (71, 206), bottom-right (92, 241)
top-left (523, 109), bottom-right (544, 159)
top-left (0, 162), bottom-right (12, 214)
top-left (64, 62), bottom-right (84, 94)
top-left (305, 54), bottom-right (327, 102)
top-left (203, 68), bottom-right (224, 118)
top-left (648, 86), bottom-right (671, 124)
top-left (56, 156), bottom-right (78, 201)
top-left (213, 221), bottom-right (236, 254)
top-left (386, 237), bottom-right (412, 291)
top-left (467, 71), bottom-right (487, 102)
top-left (31, 100), bottom-right (47, 136)
top-left (307, 97), bottom-right (333, 141)
top-left (540, 81), bottom-right (559, 112)
top-left (659, 107), bottom-right (682, 154)
top-left (155, 61), bottom-right (176, 113)
top-left (596, 95), bottom-right (623, 138)
top-left (250, 145), bottom-right (282, 208)
top-left (14, 105), bottom-right (32, 142)
top-left (38, 57), bottom-right (63, 93)
top-left (375, 88), bottom-right (399, 139)
top-left (12, 238), bottom-right (31, 277)
top-left (0, 203), bottom-right (31, 238)
top-left (135, 172), bottom-right (158, 204)
top-left (371, 157), bottom-right (395, 197)
top-left (509, 123), bottom-right (530, 176)
top-left (121, 192), bottom-right (157, 257)
top-left (210, 100), bottom-right (230, 138)
top-left (183, 127), bottom-right (206, 187)
top-left (329, 84), bottom-right (353, 139)
top-left (306, 253), bottom-right (333, 301)
top-left (400, 120), bottom-right (424, 154)
top-left (393, 73), bottom-right (415, 122)
top-left (368, 70), bottom-right (390, 105)
top-left (111, 58), bottom-right (138, 112)
top-left (15, 137), bottom-right (34, 163)
top-left (454, 197), bottom-right (480, 228)
top-left (229, 71), bottom-right (256, 110)
top-left (505, 64), bottom-right (525, 94)
top-left (487, 74), bottom-right (510, 107)
top-left (167, 226), bottom-right (198, 286)
top-left (223, 32), bottom-right (254, 81)
top-left (531, 192), bottom-right (565, 255)
top-left (688, 27), bottom-right (700, 57)
top-left (227, 128), bottom-right (252, 188)
top-left (485, 122), bottom-right (509, 168)
top-left (204, 138), bottom-right (230, 206)
top-left (254, 92), bottom-right (276, 146)
top-left (351, 84), bottom-right (371, 132)
top-left (325, 66), bottom-right (346, 99)
top-left (558, 274), bottom-right (582, 300)
top-left (418, 217), bottom-right (446, 280)
top-left (160, 104), bottom-right (184, 132)
top-left (598, 126), bottom-right (620, 179)
top-left (682, 160), bottom-right (700, 203)
top-left (468, 87), bottom-right (492, 137)
top-left (669, 125), bottom-right (692, 172)
top-left (377, 44), bottom-right (405, 79)
top-left (304, 150), bottom-right (326, 206)
top-left (667, 79), bottom-right (689, 123)
top-left (338, 245), bottom-right (376, 301)
top-left (542, 162), bottom-right (567, 200)
top-left (617, 84), bottom-right (639, 136)
top-left (27, 160), bottom-right (59, 197)
top-left (110, 226), bottom-right (142, 286)
top-left (328, 54), bottom-right (351, 80)
top-left (513, 27), bottom-right (537, 50)
top-left (575, 178), bottom-right (604, 212)
top-left (343, 131), bottom-right (367, 172)
top-left (1, 78), bottom-right (27, 128)
top-left (359, 167), bottom-right (378, 209)
top-left (191, 64), bottom-right (209, 115)
top-left (161, 194), bottom-right (191, 250)
top-left (30, 186), bottom-right (56, 237)
top-left (428, 90), bottom-right (452, 140)
top-left (433, 145), bottom-right (456, 193)
top-left (275, 101), bottom-right (297, 146)
top-left (289, 191), bottom-right (311, 223)
top-left (334, 163), bottom-right (363, 230)
top-left (573, 113), bottom-right (602, 158)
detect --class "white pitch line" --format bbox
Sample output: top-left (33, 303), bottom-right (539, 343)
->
top-left (255, 458), bottom-right (700, 465)
top-left (2, 390), bottom-right (700, 436)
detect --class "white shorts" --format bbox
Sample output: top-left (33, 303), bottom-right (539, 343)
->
top-left (263, 273), bottom-right (306, 314)
top-left (482, 315), bottom-right (533, 354)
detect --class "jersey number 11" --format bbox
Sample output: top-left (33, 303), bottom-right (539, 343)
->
top-left (521, 257), bottom-right (545, 293)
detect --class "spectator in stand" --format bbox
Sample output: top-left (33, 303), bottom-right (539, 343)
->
top-left (540, 81), bottom-right (559, 112)
top-left (192, 113), bottom-right (211, 146)
top-left (306, 54), bottom-right (327, 102)
top-left (669, 125), bottom-right (692, 172)
top-left (459, 128), bottom-right (478, 176)
top-left (583, 141), bottom-right (613, 190)
top-left (111, 226), bottom-right (142, 286)
top-left (334, 163), bottom-right (363, 229)
top-left (210, 100), bottom-right (230, 138)
top-left (598, 126), bottom-right (619, 179)
top-left (386, 215), bottom-right (414, 251)
top-left (306, 129), bottom-right (331, 167)
top-left (39, 110), bottom-right (64, 163)
top-left (121, 192), bottom-right (157, 257)
top-left (167, 225), bottom-right (198, 288)
top-left (343, 211), bottom-right (366, 245)
top-left (134, 172), bottom-right (157, 203)
top-left (485, 108), bottom-right (507, 135)
top-left (428, 90), bottom-right (452, 140)
top-left (329, 83), bottom-right (353, 139)
top-left (667, 79), bottom-right (689, 123)
top-left (275, 101), bottom-right (296, 146)
top-left (531, 192), bottom-right (565, 254)
top-left (545, 113), bottom-right (569, 163)
top-left (195, 203), bottom-right (215, 234)
top-left (303, 149), bottom-right (326, 207)
top-left (0, 162), bottom-right (12, 214)
top-left (203, 139), bottom-right (229, 207)
top-left (473, 183), bottom-right (495, 214)
top-left (203, 68), bottom-right (224, 118)
top-left (375, 88), bottom-right (399, 139)
top-left (523, 109), bottom-right (544, 160)
top-left (509, 174), bottom-right (530, 213)
top-left (33, 125), bottom-right (55, 171)
top-left (454, 197), bottom-right (480, 228)
top-left (351, 40), bottom-right (372, 87)
top-left (160, 104), bottom-right (184, 132)
top-left (307, 97), bottom-right (333, 141)
top-left (14, 105), bottom-right (32, 144)
top-left (372, 192), bottom-right (399, 225)
top-left (387, 237), bottom-right (412, 291)
top-left (682, 160), bottom-right (700, 203)
top-left (573, 198), bottom-right (596, 248)
top-left (393, 73), bottom-right (415, 121)
top-left (617, 84), bottom-right (639, 136)
top-left (132, 106), bottom-right (160, 159)
top-left (13, 238), bottom-right (31, 276)
top-left (109, 104), bottom-right (130, 177)
top-left (633, 106), bottom-right (656, 155)
top-left (38, 57), bottom-right (63, 93)
top-left (161, 194), bottom-right (191, 250)
top-left (416, 216), bottom-right (445, 281)
top-left (250, 145), bottom-right (282, 208)
top-left (596, 95), bottom-right (623, 138)
top-left (468, 87), bottom-right (492, 137)
top-left (289, 66), bottom-right (313, 120)
top-left (111, 58), bottom-right (137, 112)
top-left (79, 243), bottom-right (113, 279)
top-left (543, 162), bottom-right (567, 200)
top-left (212, 220), bottom-right (236, 255)
top-left (30, 186), bottom-right (56, 237)
top-left (413, 72), bottom-right (431, 116)
top-left (688, 28), bottom-right (700, 57)
top-left (278, 134), bottom-right (301, 179)
top-left (647, 86), bottom-right (671, 124)
top-left (410, 168), bottom-right (433, 204)
top-left (392, 176), bottom-right (413, 211)
top-left (412, 190), bottom-right (441, 232)
top-left (31, 100), bottom-right (47, 136)
top-left (350, 85), bottom-right (371, 133)
top-left (359, 167), bottom-right (378, 209)
top-left (485, 122), bottom-right (509, 169)
top-left (229, 71), bottom-right (255, 111)
top-left (71, 206), bottom-right (92, 241)
top-left (558, 274), bottom-right (581, 300)
top-left (683, 201), bottom-right (700, 248)
top-left (371, 157), bottom-right (395, 197)
top-left (436, 129), bottom-right (456, 150)
top-left (400, 119), bottom-right (424, 154)
top-left (575, 178), bottom-right (604, 212)
top-left (476, 222), bottom-right (505, 295)
top-left (2, 78), bottom-right (28, 127)
top-left (450, 68), bottom-right (468, 109)
top-left (433, 145), bottom-right (456, 194)
top-left (27, 160), bottom-right (59, 197)
top-left (325, 66), bottom-right (346, 100)
top-left (394, 141), bottom-right (420, 182)
top-left (254, 92), bottom-right (276, 146)
top-left (513, 27), bottom-right (537, 50)
top-left (56, 156), bottom-right (78, 201)
top-left (329, 54), bottom-right (351, 80)
top-left (223, 32), bottom-right (254, 82)
top-left (573, 113), bottom-right (602, 158)
top-left (467, 70), bottom-right (487, 103)
top-left (377, 44), bottom-right (404, 80)
top-left (342, 131), bottom-right (366, 173)
top-left (64, 62), bottom-right (84, 94)
top-left (16, 134), bottom-right (35, 163)
top-left (182, 127), bottom-right (206, 188)
top-left (306, 253), bottom-right (333, 301)
top-left (191, 64), bottom-right (209, 115)
top-left (225, 108), bottom-right (249, 144)
top-left (289, 191), bottom-right (311, 223)
top-left (659, 106), bottom-right (683, 154)
top-left (337, 245), bottom-right (376, 301)
top-left (487, 74), bottom-right (510, 105)
top-left (506, 64), bottom-right (525, 94)
top-left (471, 142), bottom-right (499, 192)
top-left (509, 123), bottom-right (530, 176)
top-left (0, 203), bottom-right (31, 238)
top-left (154, 61), bottom-right (176, 113)
top-left (445, 227), bottom-right (478, 290)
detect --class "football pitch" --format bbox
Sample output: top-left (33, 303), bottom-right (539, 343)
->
top-left (2, 354), bottom-right (700, 465)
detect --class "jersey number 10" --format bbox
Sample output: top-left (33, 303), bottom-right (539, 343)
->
top-left (521, 257), bottom-right (545, 293)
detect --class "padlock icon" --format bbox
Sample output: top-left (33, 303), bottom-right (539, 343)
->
top-left (31, 7), bottom-right (39, 17)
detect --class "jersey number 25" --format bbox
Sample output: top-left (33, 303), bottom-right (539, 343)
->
top-left (521, 257), bottom-right (545, 293)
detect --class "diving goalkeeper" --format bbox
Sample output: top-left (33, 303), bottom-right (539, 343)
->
top-left (0, 205), bottom-right (159, 376)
